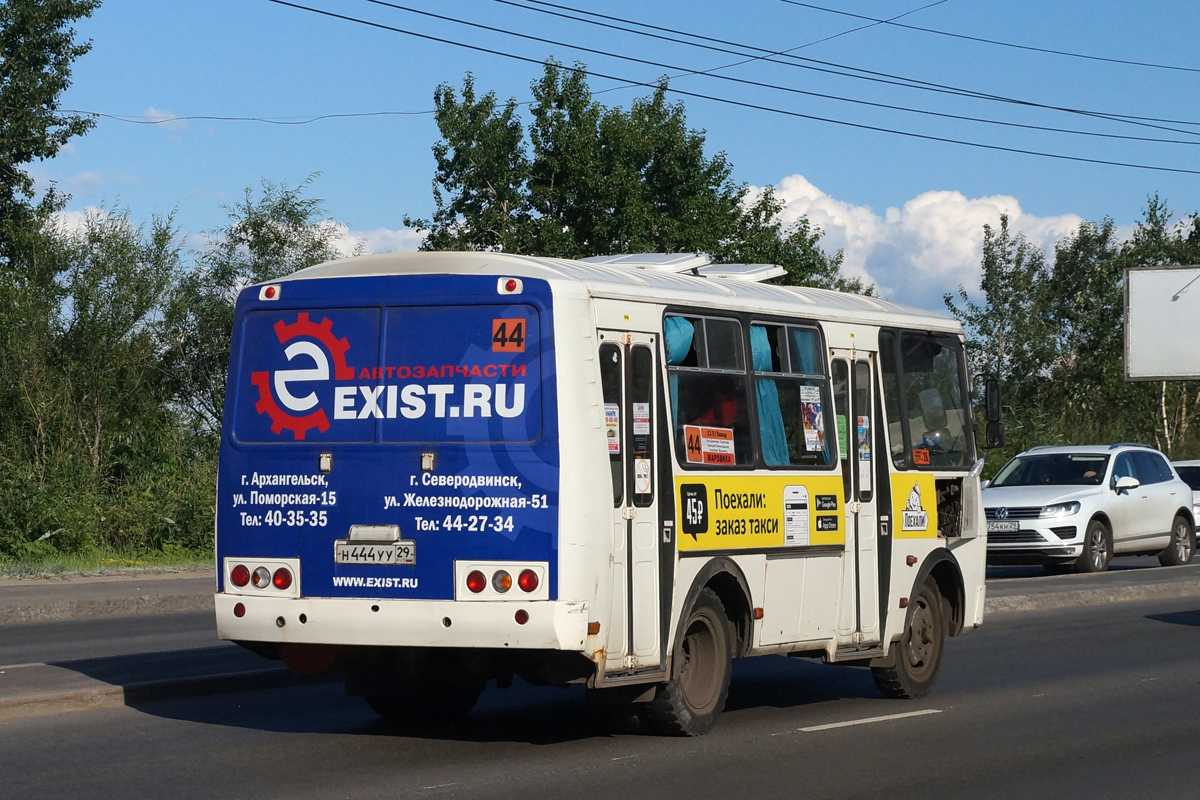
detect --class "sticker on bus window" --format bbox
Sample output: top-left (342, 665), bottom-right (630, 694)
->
top-left (635, 458), bottom-right (652, 494)
top-left (491, 318), bottom-right (526, 352)
top-left (605, 403), bottom-right (620, 453)
top-left (857, 416), bottom-right (873, 489)
top-left (836, 414), bottom-right (848, 460)
top-left (684, 425), bottom-right (735, 465)
top-left (913, 448), bottom-right (931, 465)
top-left (632, 403), bottom-right (650, 436)
top-left (800, 385), bottom-right (827, 452)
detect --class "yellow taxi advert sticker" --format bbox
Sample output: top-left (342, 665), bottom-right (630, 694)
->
top-left (676, 475), bottom-right (844, 551)
top-left (891, 472), bottom-right (939, 539)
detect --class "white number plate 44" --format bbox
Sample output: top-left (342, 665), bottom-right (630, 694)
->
top-left (333, 540), bottom-right (416, 565)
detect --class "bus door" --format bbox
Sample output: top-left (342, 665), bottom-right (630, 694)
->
top-left (598, 331), bottom-right (662, 671)
top-left (832, 351), bottom-right (880, 645)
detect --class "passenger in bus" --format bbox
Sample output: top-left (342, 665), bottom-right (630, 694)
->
top-left (691, 383), bottom-right (739, 429)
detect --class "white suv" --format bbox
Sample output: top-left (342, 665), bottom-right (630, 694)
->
top-left (984, 444), bottom-right (1196, 573)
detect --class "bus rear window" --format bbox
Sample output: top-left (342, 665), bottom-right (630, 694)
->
top-left (233, 304), bottom-right (542, 444)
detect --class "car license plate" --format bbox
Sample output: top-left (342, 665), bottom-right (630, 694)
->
top-left (987, 520), bottom-right (1019, 533)
top-left (333, 540), bottom-right (416, 565)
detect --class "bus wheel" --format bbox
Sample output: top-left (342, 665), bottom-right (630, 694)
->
top-left (872, 577), bottom-right (944, 699)
top-left (644, 587), bottom-right (732, 736)
top-left (365, 682), bottom-right (482, 727)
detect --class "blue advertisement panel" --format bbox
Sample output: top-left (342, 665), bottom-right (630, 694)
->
top-left (216, 275), bottom-right (559, 602)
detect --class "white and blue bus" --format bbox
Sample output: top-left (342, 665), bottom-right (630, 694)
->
top-left (215, 251), bottom-right (989, 734)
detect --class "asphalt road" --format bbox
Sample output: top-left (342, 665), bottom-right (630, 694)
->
top-left (4, 594), bottom-right (1199, 800)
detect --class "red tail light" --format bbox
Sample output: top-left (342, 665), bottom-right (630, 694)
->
top-left (273, 567), bottom-right (293, 590)
top-left (518, 569), bottom-right (539, 593)
top-left (466, 570), bottom-right (486, 593)
top-left (230, 565), bottom-right (250, 587)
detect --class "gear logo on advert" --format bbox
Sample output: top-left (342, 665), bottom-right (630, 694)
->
top-left (250, 313), bottom-right (355, 440)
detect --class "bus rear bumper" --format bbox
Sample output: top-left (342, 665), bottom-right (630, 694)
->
top-left (214, 593), bottom-right (590, 652)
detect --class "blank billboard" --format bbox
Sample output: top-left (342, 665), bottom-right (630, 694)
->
top-left (1125, 266), bottom-right (1200, 380)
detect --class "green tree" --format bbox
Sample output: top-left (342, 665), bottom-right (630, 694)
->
top-left (408, 62), bottom-right (862, 291)
top-left (161, 178), bottom-right (354, 438)
top-left (945, 214), bottom-right (1048, 391)
top-left (404, 74), bottom-right (531, 253)
top-left (1111, 197), bottom-right (1200, 454)
top-left (711, 186), bottom-right (869, 293)
top-left (0, 0), bottom-right (99, 264)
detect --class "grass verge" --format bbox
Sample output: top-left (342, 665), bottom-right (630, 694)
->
top-left (0, 547), bottom-right (213, 580)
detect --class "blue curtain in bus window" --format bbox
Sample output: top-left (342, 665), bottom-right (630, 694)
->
top-left (664, 315), bottom-right (694, 424)
top-left (751, 325), bottom-right (789, 466)
top-left (791, 327), bottom-right (820, 375)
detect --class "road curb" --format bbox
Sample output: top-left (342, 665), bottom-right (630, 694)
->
top-left (0, 667), bottom-right (334, 722)
top-left (0, 593), bottom-right (214, 626)
top-left (984, 579), bottom-right (1200, 614)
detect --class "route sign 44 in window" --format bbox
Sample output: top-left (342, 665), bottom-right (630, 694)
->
top-left (492, 318), bottom-right (526, 352)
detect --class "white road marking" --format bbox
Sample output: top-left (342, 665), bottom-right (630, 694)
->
top-left (787, 709), bottom-right (942, 733)
top-left (0, 662), bottom-right (46, 671)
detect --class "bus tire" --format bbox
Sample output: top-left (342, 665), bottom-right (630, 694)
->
top-left (365, 682), bottom-right (482, 727)
top-left (872, 577), bottom-right (944, 700)
top-left (644, 587), bottom-right (732, 736)
top-left (1158, 515), bottom-right (1195, 566)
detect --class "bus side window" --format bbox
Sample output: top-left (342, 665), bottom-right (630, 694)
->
top-left (879, 331), bottom-right (906, 469)
top-left (832, 360), bottom-right (851, 501)
top-left (751, 323), bottom-right (832, 467)
top-left (630, 345), bottom-right (654, 507)
top-left (600, 343), bottom-right (623, 506)
top-left (665, 314), bottom-right (753, 467)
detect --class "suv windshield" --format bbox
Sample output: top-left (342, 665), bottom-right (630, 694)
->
top-left (1176, 465), bottom-right (1200, 490)
top-left (991, 453), bottom-right (1110, 487)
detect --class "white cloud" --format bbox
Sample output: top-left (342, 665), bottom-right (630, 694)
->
top-left (336, 225), bottom-right (425, 256)
top-left (361, 226), bottom-right (425, 253)
top-left (51, 206), bottom-right (104, 235)
top-left (144, 107), bottom-right (188, 133)
top-left (762, 174), bottom-right (1085, 310)
top-left (65, 171), bottom-right (136, 191)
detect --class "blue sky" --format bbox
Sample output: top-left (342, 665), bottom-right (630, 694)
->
top-left (38, 0), bottom-right (1200, 308)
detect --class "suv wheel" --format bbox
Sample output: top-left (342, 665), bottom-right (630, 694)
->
top-left (1076, 520), bottom-right (1112, 573)
top-left (1158, 515), bottom-right (1195, 566)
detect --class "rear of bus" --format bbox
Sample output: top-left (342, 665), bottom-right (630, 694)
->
top-left (214, 268), bottom-right (590, 708)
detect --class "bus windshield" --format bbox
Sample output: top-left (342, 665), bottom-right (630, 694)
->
top-left (991, 453), bottom-right (1109, 487)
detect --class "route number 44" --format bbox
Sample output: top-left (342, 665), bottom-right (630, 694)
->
top-left (492, 318), bottom-right (526, 352)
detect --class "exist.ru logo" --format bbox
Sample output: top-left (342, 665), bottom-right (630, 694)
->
top-left (250, 314), bottom-right (354, 440)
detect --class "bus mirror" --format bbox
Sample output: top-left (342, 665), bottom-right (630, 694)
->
top-left (984, 377), bottom-right (1002, 423)
top-left (985, 421), bottom-right (1005, 449)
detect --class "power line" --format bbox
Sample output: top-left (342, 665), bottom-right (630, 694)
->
top-left (62, 109), bottom-right (434, 125)
top-left (782, 0), bottom-right (951, 50)
top-left (264, 0), bottom-right (1200, 176)
top-left (354, 0), bottom-right (1200, 147)
top-left (780, 0), bottom-right (1200, 75)
top-left (37, 1), bottom-right (937, 132)
top-left (587, 0), bottom-right (952, 100)
top-left (500, 0), bottom-right (1200, 134)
